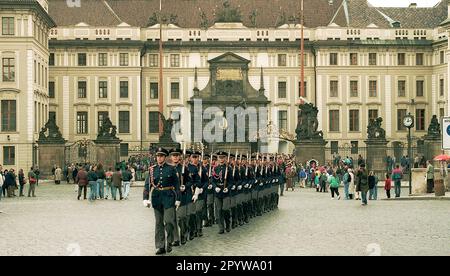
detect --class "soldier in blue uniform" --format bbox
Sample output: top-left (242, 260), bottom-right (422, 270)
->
top-left (186, 151), bottom-right (201, 239)
top-left (212, 151), bottom-right (233, 234)
top-left (143, 148), bottom-right (180, 255)
top-left (204, 154), bottom-right (215, 227)
top-left (191, 151), bottom-right (207, 237)
top-left (236, 154), bottom-right (247, 226)
top-left (229, 154), bottom-right (239, 229)
top-left (170, 148), bottom-right (190, 245)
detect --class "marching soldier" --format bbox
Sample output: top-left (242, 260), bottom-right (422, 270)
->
top-left (192, 151), bottom-right (207, 237)
top-left (170, 148), bottom-right (190, 245)
top-left (143, 148), bottom-right (180, 255)
top-left (212, 151), bottom-right (233, 234)
top-left (204, 154), bottom-right (215, 227)
top-left (230, 153), bottom-right (239, 229)
top-left (187, 151), bottom-right (202, 239)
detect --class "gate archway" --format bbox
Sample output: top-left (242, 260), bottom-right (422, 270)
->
top-left (64, 139), bottom-right (96, 165)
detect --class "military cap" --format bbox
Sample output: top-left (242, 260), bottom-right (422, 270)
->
top-left (191, 151), bottom-right (202, 156)
top-left (186, 150), bottom-right (193, 155)
top-left (204, 154), bottom-right (211, 159)
top-left (216, 151), bottom-right (228, 157)
top-left (155, 148), bottom-right (169, 156)
top-left (240, 155), bottom-right (247, 159)
top-left (169, 148), bottom-right (182, 155)
top-left (230, 153), bottom-right (236, 158)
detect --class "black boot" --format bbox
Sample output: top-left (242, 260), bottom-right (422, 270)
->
top-left (155, 248), bottom-right (166, 255)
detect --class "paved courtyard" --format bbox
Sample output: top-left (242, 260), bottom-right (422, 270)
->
top-left (0, 183), bottom-right (449, 256)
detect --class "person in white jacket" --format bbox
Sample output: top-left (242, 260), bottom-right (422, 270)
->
top-left (348, 168), bottom-right (356, 200)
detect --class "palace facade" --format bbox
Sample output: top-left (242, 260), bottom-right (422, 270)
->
top-left (1, 0), bottom-right (450, 170)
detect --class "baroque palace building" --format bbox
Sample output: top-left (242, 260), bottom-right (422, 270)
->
top-left (1, 0), bottom-right (450, 170)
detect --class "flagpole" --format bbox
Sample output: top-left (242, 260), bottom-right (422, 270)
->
top-left (158, 0), bottom-right (164, 136)
top-left (300, 0), bottom-right (305, 103)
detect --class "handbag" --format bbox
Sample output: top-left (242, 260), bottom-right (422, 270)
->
top-left (30, 177), bottom-right (37, 184)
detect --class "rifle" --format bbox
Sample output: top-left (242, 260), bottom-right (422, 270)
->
top-left (232, 150), bottom-right (238, 178)
top-left (245, 151), bottom-right (250, 177)
top-left (255, 152), bottom-right (259, 174)
top-left (208, 145), bottom-right (214, 187)
top-left (224, 148), bottom-right (231, 189)
top-left (181, 143), bottom-right (186, 189)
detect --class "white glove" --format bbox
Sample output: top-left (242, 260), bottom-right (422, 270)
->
top-left (143, 200), bottom-right (151, 208)
top-left (199, 188), bottom-right (203, 194)
top-left (259, 183), bottom-right (263, 186)
top-left (180, 185), bottom-right (186, 192)
top-left (192, 194), bottom-right (198, 203)
top-left (238, 185), bottom-right (242, 190)
top-left (208, 185), bottom-right (213, 190)
top-left (249, 185), bottom-right (252, 189)
top-left (223, 188), bottom-right (229, 193)
top-left (175, 201), bottom-right (181, 209)
top-left (215, 187), bottom-right (221, 193)
top-left (272, 180), bottom-right (276, 183)
top-left (255, 180), bottom-right (258, 184)
top-left (194, 187), bottom-right (202, 196)
top-left (231, 186), bottom-right (236, 191)
top-left (244, 184), bottom-right (249, 188)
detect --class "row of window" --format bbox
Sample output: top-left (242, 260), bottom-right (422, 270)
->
top-left (2, 58), bottom-right (14, 82)
top-left (75, 111), bottom-right (165, 135)
top-left (275, 78), bottom-right (444, 99)
top-left (328, 52), bottom-right (446, 66)
top-left (327, 109), bottom-right (429, 132)
top-left (62, 81), bottom-right (178, 100)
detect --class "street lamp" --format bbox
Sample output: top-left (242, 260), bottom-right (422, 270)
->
top-left (403, 113), bottom-right (415, 195)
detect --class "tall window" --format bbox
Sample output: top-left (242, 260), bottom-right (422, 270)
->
top-left (330, 53), bottom-right (338, 65)
top-left (278, 111), bottom-right (288, 131)
top-left (416, 53), bottom-right (424, 66)
top-left (440, 79), bottom-right (444, 97)
top-left (278, 81), bottom-right (287, 98)
top-left (119, 53), bottom-right (128, 66)
top-left (98, 111), bottom-right (108, 131)
top-left (99, 81), bottom-right (108, 98)
top-left (78, 53), bottom-right (87, 66)
top-left (49, 81), bottom-right (55, 98)
top-left (78, 81), bottom-right (87, 98)
top-left (49, 53), bottom-right (55, 66)
top-left (350, 53), bottom-right (358, 65)
top-left (2, 17), bottom-right (14, 35)
top-left (349, 110), bottom-right (359, 132)
top-left (76, 112), bottom-right (88, 134)
top-left (350, 80), bottom-right (358, 97)
top-left (416, 109), bottom-right (425, 131)
top-left (369, 53), bottom-right (377, 66)
top-left (150, 82), bottom-right (159, 99)
top-left (330, 80), bottom-right (338, 97)
top-left (1, 100), bottom-right (16, 132)
top-left (119, 111), bottom-right (130, 133)
top-left (120, 81), bottom-right (129, 98)
top-left (440, 51), bottom-right (445, 64)
top-left (120, 143), bottom-right (129, 157)
top-left (369, 80), bottom-right (377, 97)
top-left (3, 146), bottom-right (15, 165)
top-left (98, 53), bottom-right (107, 66)
top-left (2, 58), bottom-right (15, 82)
top-left (329, 110), bottom-right (340, 132)
top-left (170, 54), bottom-right (180, 67)
top-left (298, 81), bottom-right (307, 98)
top-left (416, 80), bottom-right (424, 97)
top-left (170, 82), bottom-right (179, 99)
top-left (278, 54), bottom-right (287, 67)
top-left (368, 109), bottom-right (379, 122)
top-left (397, 109), bottom-right (407, 131)
top-left (398, 80), bottom-right (406, 97)
top-left (149, 111), bottom-right (159, 133)
top-left (398, 53), bottom-right (405, 66)
top-left (149, 54), bottom-right (158, 67)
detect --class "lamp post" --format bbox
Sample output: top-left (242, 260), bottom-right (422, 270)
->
top-left (403, 113), bottom-right (415, 195)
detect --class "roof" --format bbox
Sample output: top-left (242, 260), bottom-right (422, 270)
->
top-left (0, 0), bottom-right (56, 27)
top-left (343, 0), bottom-right (448, 29)
top-left (48, 0), bottom-right (346, 28)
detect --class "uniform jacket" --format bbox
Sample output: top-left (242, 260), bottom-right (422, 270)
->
top-left (144, 163), bottom-right (179, 209)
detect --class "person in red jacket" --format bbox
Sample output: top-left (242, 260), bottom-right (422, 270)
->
top-left (384, 173), bottom-right (392, 199)
top-left (76, 167), bottom-right (88, 200)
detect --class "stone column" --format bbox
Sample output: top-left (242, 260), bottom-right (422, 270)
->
top-left (294, 140), bottom-right (328, 166)
top-left (365, 139), bottom-right (389, 175)
top-left (37, 142), bottom-right (66, 178)
top-left (423, 137), bottom-right (442, 163)
top-left (94, 140), bottom-right (121, 170)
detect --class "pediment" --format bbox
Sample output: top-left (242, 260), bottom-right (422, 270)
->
top-left (208, 52), bottom-right (250, 65)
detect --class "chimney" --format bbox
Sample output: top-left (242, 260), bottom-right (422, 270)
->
top-left (409, 3), bottom-right (417, 8)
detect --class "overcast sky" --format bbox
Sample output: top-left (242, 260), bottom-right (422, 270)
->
top-left (368, 0), bottom-right (441, 7)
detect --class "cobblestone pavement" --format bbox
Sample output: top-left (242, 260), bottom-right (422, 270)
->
top-left (0, 183), bottom-right (449, 256)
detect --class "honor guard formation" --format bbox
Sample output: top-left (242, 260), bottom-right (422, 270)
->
top-left (143, 146), bottom-right (288, 255)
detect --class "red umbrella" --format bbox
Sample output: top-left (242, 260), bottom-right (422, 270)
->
top-left (434, 154), bottom-right (450, 162)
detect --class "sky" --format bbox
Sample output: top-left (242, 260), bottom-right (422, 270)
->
top-left (368, 0), bottom-right (441, 7)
